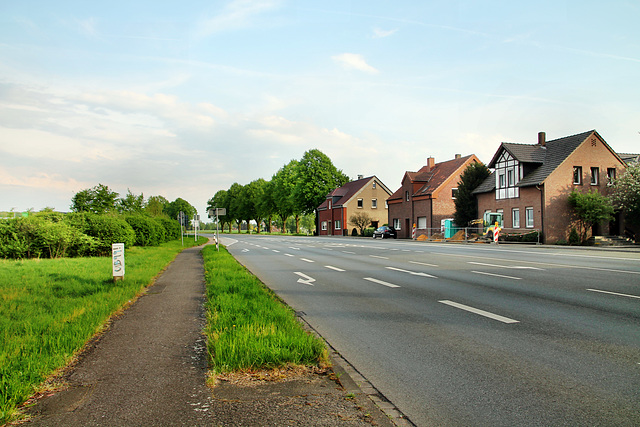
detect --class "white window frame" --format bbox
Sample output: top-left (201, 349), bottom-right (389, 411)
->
top-left (525, 207), bottom-right (534, 228)
top-left (357, 198), bottom-right (363, 208)
top-left (393, 218), bottom-right (401, 230)
top-left (607, 168), bottom-right (616, 185)
top-left (372, 199), bottom-right (377, 209)
top-left (321, 221), bottom-right (327, 231)
top-left (451, 188), bottom-right (458, 199)
top-left (372, 181), bottom-right (376, 189)
top-left (512, 208), bottom-right (520, 228)
top-left (335, 220), bottom-right (341, 230)
top-left (405, 191), bottom-right (410, 201)
top-left (417, 216), bottom-right (427, 229)
top-left (573, 166), bottom-right (582, 185)
top-left (590, 167), bottom-right (599, 185)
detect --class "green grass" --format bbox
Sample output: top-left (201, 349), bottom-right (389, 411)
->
top-left (0, 237), bottom-right (207, 424)
top-left (202, 244), bottom-right (328, 373)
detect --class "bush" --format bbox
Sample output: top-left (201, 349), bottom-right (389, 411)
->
top-left (84, 214), bottom-right (135, 255)
top-left (568, 227), bottom-right (581, 246)
top-left (125, 215), bottom-right (164, 247)
top-left (158, 217), bottom-right (181, 241)
top-left (362, 227), bottom-right (375, 237)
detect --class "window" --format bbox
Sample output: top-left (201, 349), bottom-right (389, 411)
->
top-left (372, 199), bottom-right (377, 208)
top-left (417, 216), bottom-right (427, 229)
top-left (357, 198), bottom-right (363, 208)
top-left (573, 166), bottom-right (582, 185)
top-left (335, 220), bottom-right (341, 230)
top-left (607, 168), bottom-right (616, 184)
top-left (507, 169), bottom-right (514, 187)
top-left (328, 200), bottom-right (332, 209)
top-left (321, 221), bottom-right (327, 231)
top-left (525, 207), bottom-right (534, 228)
top-left (590, 167), bottom-right (599, 185)
top-left (405, 191), bottom-right (410, 201)
top-left (393, 218), bottom-right (401, 229)
top-left (512, 208), bottom-right (520, 228)
top-left (372, 182), bottom-right (376, 189)
top-left (498, 173), bottom-right (505, 188)
top-left (452, 188), bottom-right (458, 199)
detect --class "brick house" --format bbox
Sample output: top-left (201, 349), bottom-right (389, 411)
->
top-left (317, 175), bottom-right (392, 236)
top-left (473, 130), bottom-right (627, 244)
top-left (387, 154), bottom-right (481, 239)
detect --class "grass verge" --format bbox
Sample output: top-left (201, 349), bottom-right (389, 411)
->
top-left (202, 244), bottom-right (328, 375)
top-left (0, 237), bottom-right (208, 425)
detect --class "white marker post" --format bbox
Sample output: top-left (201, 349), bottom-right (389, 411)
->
top-left (112, 243), bottom-right (125, 283)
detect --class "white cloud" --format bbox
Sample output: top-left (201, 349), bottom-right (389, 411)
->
top-left (194, 0), bottom-right (283, 38)
top-left (332, 53), bottom-right (379, 74)
top-left (372, 27), bottom-right (397, 38)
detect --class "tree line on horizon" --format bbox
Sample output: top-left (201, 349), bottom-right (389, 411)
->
top-left (207, 149), bottom-right (349, 234)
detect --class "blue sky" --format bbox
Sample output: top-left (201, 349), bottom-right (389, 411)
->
top-left (1, 0), bottom-right (638, 217)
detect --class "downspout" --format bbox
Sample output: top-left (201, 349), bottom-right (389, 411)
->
top-left (536, 184), bottom-right (544, 244)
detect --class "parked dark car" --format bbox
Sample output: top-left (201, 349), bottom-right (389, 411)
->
top-left (372, 226), bottom-right (397, 239)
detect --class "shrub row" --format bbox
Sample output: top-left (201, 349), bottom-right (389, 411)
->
top-left (0, 213), bottom-right (182, 259)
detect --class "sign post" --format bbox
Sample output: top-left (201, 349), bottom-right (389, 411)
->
top-left (112, 243), bottom-right (125, 283)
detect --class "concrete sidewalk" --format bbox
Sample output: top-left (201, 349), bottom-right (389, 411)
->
top-left (25, 244), bottom-right (394, 426)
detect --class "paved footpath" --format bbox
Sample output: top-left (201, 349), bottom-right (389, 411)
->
top-left (27, 245), bottom-right (216, 426)
top-left (25, 243), bottom-right (395, 426)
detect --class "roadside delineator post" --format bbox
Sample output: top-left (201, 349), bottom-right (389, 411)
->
top-left (412, 223), bottom-right (416, 240)
top-left (493, 222), bottom-right (501, 244)
top-left (112, 243), bottom-right (125, 283)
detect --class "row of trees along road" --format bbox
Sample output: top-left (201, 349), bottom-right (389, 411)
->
top-left (208, 149), bottom-right (349, 234)
top-left (71, 184), bottom-right (197, 225)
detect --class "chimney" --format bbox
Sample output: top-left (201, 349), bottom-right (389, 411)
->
top-left (538, 132), bottom-right (546, 147)
top-left (455, 154), bottom-right (461, 159)
top-left (357, 174), bottom-right (363, 180)
top-left (426, 157), bottom-right (435, 172)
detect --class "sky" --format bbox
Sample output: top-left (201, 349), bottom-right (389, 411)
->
top-left (1, 0), bottom-right (638, 219)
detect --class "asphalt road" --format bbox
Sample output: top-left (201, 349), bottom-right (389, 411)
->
top-left (219, 234), bottom-right (640, 426)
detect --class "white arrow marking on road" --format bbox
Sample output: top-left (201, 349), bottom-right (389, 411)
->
top-left (385, 266), bottom-right (437, 278)
top-left (325, 265), bottom-right (345, 272)
top-left (439, 300), bottom-right (519, 324)
top-left (363, 277), bottom-right (400, 288)
top-left (294, 272), bottom-right (316, 286)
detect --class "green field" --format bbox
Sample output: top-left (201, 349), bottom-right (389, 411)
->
top-left (0, 237), bottom-right (207, 424)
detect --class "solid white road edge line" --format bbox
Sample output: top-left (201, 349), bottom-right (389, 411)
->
top-left (363, 277), bottom-right (400, 288)
top-left (439, 300), bottom-right (519, 324)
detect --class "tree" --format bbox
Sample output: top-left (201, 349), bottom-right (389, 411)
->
top-left (453, 162), bottom-right (490, 227)
top-left (292, 149), bottom-right (349, 232)
top-left (258, 180), bottom-right (277, 233)
top-left (245, 178), bottom-right (268, 232)
top-left (610, 162), bottom-right (640, 228)
top-left (118, 189), bottom-right (145, 214)
top-left (70, 183), bottom-right (119, 214)
top-left (349, 211), bottom-right (373, 236)
top-left (271, 160), bottom-right (299, 233)
top-left (567, 190), bottom-right (615, 242)
top-left (164, 198), bottom-right (196, 227)
top-left (226, 183), bottom-right (244, 232)
top-left (146, 195), bottom-right (169, 217)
